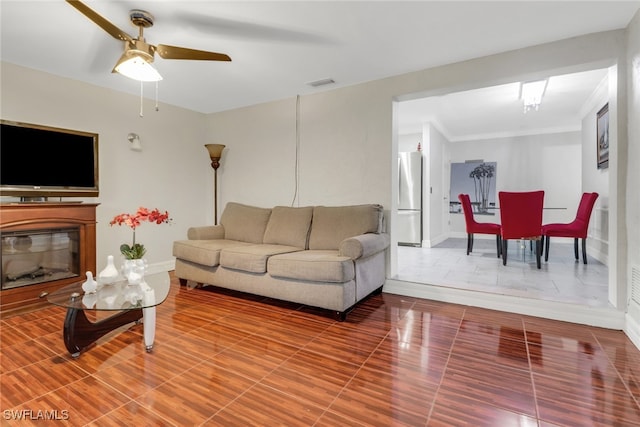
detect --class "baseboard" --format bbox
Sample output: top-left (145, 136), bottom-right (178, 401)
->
top-left (422, 233), bottom-right (447, 248)
top-left (383, 279), bottom-right (625, 330)
top-left (590, 248), bottom-right (608, 265)
top-left (146, 259), bottom-right (176, 275)
top-left (625, 296), bottom-right (640, 350)
top-left (447, 231), bottom-right (467, 240)
top-left (625, 313), bottom-right (640, 351)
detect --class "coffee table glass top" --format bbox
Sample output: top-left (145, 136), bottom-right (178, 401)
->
top-left (47, 271), bottom-right (170, 311)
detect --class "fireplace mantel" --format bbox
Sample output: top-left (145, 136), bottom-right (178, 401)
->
top-left (0, 202), bottom-right (98, 315)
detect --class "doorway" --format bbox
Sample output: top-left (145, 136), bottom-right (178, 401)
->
top-left (391, 67), bottom-right (612, 308)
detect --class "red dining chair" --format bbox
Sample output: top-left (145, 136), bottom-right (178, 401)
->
top-left (498, 190), bottom-right (544, 269)
top-left (542, 192), bottom-right (599, 264)
top-left (458, 194), bottom-right (501, 257)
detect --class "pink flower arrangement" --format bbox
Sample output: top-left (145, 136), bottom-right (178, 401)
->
top-left (110, 207), bottom-right (171, 259)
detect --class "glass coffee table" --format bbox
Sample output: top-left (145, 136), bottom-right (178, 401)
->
top-left (47, 271), bottom-right (170, 358)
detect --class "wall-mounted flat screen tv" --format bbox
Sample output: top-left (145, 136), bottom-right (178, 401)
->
top-left (0, 120), bottom-right (99, 198)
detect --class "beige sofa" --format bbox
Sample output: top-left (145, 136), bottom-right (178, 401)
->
top-left (172, 202), bottom-right (390, 319)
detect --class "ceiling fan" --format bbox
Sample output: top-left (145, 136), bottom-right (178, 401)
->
top-left (66, 0), bottom-right (231, 81)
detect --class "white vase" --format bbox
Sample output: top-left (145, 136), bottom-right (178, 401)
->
top-left (122, 259), bottom-right (146, 285)
top-left (98, 255), bottom-right (120, 284)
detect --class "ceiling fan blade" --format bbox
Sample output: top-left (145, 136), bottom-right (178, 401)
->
top-left (156, 44), bottom-right (231, 62)
top-left (66, 0), bottom-right (133, 43)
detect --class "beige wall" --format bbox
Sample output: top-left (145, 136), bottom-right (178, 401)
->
top-left (206, 82), bottom-right (393, 209)
top-left (0, 64), bottom-right (209, 270)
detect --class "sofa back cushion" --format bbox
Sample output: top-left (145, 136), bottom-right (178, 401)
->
top-left (263, 206), bottom-right (313, 249)
top-left (220, 202), bottom-right (272, 243)
top-left (309, 204), bottom-right (383, 250)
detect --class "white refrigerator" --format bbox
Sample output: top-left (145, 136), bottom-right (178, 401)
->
top-left (398, 151), bottom-right (423, 246)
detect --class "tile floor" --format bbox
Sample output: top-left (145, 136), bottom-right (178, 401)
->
top-left (1, 275), bottom-right (639, 426)
top-left (395, 238), bottom-right (609, 308)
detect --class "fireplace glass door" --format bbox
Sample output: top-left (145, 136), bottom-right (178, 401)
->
top-left (1, 228), bottom-right (80, 290)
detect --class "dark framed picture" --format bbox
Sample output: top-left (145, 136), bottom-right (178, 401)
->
top-left (596, 103), bottom-right (609, 169)
top-left (449, 161), bottom-right (497, 216)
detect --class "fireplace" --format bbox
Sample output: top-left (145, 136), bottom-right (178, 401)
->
top-left (2, 227), bottom-right (81, 290)
top-left (0, 203), bottom-right (97, 314)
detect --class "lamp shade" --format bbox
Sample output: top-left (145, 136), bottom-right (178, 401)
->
top-left (205, 144), bottom-right (225, 160)
top-left (205, 144), bottom-right (225, 159)
top-left (205, 144), bottom-right (225, 171)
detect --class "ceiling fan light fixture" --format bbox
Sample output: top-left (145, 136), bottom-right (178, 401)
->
top-left (67, 1), bottom-right (230, 86)
top-left (114, 52), bottom-right (163, 82)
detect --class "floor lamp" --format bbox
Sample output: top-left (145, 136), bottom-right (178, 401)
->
top-left (204, 144), bottom-right (225, 225)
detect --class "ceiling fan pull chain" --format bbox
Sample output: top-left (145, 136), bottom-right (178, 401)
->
top-left (155, 81), bottom-right (159, 112)
top-left (139, 81), bottom-right (144, 117)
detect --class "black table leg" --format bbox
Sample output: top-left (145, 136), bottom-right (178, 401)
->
top-left (63, 307), bottom-right (143, 358)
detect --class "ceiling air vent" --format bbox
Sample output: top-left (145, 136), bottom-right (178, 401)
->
top-left (306, 78), bottom-right (335, 88)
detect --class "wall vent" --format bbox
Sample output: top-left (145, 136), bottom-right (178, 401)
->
top-left (632, 265), bottom-right (640, 305)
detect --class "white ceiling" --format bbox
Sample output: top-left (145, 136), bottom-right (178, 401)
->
top-left (1, 1), bottom-right (639, 138)
top-left (398, 67), bottom-right (609, 140)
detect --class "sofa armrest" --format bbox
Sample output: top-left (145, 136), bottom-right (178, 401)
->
top-left (187, 225), bottom-right (225, 240)
top-left (339, 233), bottom-right (390, 259)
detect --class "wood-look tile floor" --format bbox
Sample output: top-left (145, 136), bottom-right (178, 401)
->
top-left (1, 273), bottom-right (639, 426)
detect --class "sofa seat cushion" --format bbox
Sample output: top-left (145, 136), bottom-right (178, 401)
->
top-left (173, 239), bottom-right (252, 267)
top-left (268, 250), bottom-right (355, 283)
top-left (220, 244), bottom-right (302, 274)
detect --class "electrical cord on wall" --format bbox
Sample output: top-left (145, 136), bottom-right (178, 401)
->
top-left (290, 94), bottom-right (301, 207)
